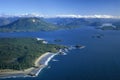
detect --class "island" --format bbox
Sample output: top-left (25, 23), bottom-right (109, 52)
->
top-left (92, 34), bottom-right (104, 39)
top-left (74, 45), bottom-right (86, 49)
top-left (54, 39), bottom-right (63, 42)
top-left (95, 23), bottom-right (120, 30)
top-left (0, 38), bottom-right (65, 78)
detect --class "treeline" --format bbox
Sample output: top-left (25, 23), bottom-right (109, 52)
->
top-left (0, 38), bottom-right (64, 70)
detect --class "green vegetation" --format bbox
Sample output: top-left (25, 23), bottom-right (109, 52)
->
top-left (0, 17), bottom-right (58, 32)
top-left (0, 17), bottom-right (90, 32)
top-left (1, 17), bottom-right (120, 32)
top-left (0, 38), bottom-right (64, 70)
top-left (48, 18), bottom-right (89, 29)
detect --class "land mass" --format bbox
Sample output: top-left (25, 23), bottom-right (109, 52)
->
top-left (0, 18), bottom-right (58, 32)
top-left (0, 17), bottom-right (120, 32)
top-left (0, 38), bottom-right (64, 70)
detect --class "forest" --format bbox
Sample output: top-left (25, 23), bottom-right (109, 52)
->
top-left (0, 38), bottom-right (64, 70)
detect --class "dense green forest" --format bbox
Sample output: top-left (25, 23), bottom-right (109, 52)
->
top-left (0, 38), bottom-right (64, 70)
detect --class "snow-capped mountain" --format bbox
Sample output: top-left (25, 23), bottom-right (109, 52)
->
top-left (0, 13), bottom-right (120, 19)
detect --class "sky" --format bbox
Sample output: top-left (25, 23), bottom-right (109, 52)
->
top-left (0, 0), bottom-right (120, 16)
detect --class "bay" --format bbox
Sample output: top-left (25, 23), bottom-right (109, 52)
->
top-left (0, 26), bottom-right (120, 80)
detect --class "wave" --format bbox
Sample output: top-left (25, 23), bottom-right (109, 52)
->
top-left (44, 53), bottom-right (58, 65)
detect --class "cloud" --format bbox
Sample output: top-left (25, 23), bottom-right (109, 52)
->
top-left (55, 14), bottom-right (120, 18)
top-left (0, 13), bottom-right (120, 19)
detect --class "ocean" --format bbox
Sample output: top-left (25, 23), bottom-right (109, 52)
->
top-left (0, 26), bottom-right (120, 80)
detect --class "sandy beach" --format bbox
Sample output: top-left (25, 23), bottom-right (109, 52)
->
top-left (0, 52), bottom-right (56, 78)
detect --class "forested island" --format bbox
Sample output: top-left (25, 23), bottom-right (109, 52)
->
top-left (0, 38), bottom-right (64, 71)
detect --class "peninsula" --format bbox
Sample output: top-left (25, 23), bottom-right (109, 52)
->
top-left (0, 38), bottom-right (65, 78)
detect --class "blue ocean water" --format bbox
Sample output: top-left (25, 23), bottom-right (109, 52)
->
top-left (0, 26), bottom-right (120, 80)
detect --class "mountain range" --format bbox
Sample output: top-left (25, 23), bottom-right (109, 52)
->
top-left (0, 16), bottom-right (120, 32)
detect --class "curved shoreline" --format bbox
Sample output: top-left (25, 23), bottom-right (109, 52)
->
top-left (0, 52), bottom-right (58, 79)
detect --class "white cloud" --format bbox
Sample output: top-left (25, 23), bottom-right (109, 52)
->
top-left (0, 13), bottom-right (120, 19)
top-left (55, 14), bottom-right (120, 19)
top-left (15, 13), bottom-right (45, 17)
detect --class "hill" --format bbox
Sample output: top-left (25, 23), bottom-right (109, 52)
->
top-left (45, 18), bottom-right (89, 29)
top-left (0, 17), bottom-right (58, 32)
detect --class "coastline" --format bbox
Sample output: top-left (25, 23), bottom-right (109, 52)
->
top-left (0, 52), bottom-right (58, 78)
top-left (0, 45), bottom-right (83, 79)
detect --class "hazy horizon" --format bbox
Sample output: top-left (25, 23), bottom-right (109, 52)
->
top-left (0, 0), bottom-right (120, 16)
